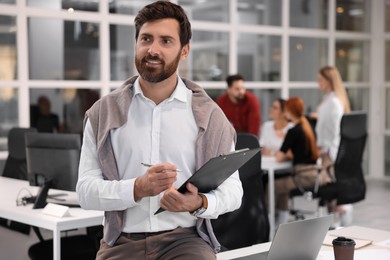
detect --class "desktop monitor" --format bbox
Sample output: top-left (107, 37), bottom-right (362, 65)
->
top-left (25, 132), bottom-right (81, 209)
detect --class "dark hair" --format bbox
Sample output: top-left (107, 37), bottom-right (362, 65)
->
top-left (134, 1), bottom-right (192, 47)
top-left (276, 98), bottom-right (286, 112)
top-left (226, 74), bottom-right (244, 87)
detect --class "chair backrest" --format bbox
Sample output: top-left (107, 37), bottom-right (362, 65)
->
top-left (333, 111), bottom-right (367, 204)
top-left (211, 133), bottom-right (269, 251)
top-left (2, 127), bottom-right (37, 180)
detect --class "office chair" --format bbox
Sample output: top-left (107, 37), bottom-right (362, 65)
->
top-left (290, 112), bottom-right (367, 219)
top-left (1, 127), bottom-right (37, 234)
top-left (211, 133), bottom-right (269, 251)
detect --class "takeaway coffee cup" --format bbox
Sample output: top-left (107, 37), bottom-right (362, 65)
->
top-left (332, 236), bottom-right (356, 260)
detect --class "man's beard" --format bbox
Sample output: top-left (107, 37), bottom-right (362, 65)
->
top-left (234, 94), bottom-right (245, 103)
top-left (135, 52), bottom-right (181, 83)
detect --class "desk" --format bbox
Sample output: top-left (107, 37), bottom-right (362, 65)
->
top-left (0, 176), bottom-right (104, 260)
top-left (261, 156), bottom-right (292, 240)
top-left (217, 226), bottom-right (390, 259)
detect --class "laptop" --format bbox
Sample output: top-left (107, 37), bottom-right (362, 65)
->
top-left (233, 215), bottom-right (333, 260)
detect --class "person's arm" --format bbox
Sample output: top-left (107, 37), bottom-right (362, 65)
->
top-left (159, 142), bottom-right (243, 219)
top-left (77, 120), bottom-right (178, 211)
top-left (248, 95), bottom-right (261, 137)
top-left (276, 129), bottom-right (294, 162)
top-left (76, 119), bottom-right (137, 211)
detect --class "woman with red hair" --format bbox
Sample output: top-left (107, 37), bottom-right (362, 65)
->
top-left (272, 97), bottom-right (332, 225)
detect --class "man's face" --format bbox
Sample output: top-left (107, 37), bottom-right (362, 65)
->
top-left (135, 18), bottom-right (189, 83)
top-left (227, 79), bottom-right (246, 103)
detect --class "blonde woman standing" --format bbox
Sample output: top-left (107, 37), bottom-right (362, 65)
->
top-left (315, 66), bottom-right (352, 226)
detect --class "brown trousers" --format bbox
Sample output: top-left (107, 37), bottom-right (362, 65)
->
top-left (96, 227), bottom-right (216, 260)
top-left (268, 163), bottom-right (333, 211)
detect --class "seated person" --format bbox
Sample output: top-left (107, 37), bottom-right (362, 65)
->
top-left (260, 98), bottom-right (293, 156)
top-left (272, 97), bottom-right (332, 225)
top-left (31, 95), bottom-right (59, 133)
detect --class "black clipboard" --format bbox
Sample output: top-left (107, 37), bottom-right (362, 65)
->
top-left (154, 148), bottom-right (261, 214)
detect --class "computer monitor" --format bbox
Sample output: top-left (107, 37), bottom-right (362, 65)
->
top-left (25, 132), bottom-right (81, 209)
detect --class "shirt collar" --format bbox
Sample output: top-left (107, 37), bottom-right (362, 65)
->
top-left (133, 76), bottom-right (188, 103)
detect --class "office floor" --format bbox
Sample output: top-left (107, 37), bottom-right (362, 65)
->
top-left (0, 178), bottom-right (389, 260)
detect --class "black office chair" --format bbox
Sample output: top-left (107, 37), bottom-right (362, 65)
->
top-left (2, 127), bottom-right (37, 180)
top-left (211, 133), bottom-right (269, 251)
top-left (317, 111), bottom-right (367, 206)
top-left (290, 112), bottom-right (367, 218)
top-left (1, 127), bottom-right (37, 234)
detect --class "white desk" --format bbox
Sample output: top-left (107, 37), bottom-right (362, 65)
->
top-left (217, 226), bottom-right (390, 260)
top-left (0, 176), bottom-right (104, 260)
top-left (261, 156), bottom-right (292, 240)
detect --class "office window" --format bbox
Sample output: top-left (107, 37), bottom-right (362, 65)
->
top-left (29, 88), bottom-right (100, 134)
top-left (28, 18), bottom-right (100, 80)
top-left (335, 0), bottom-right (370, 32)
top-left (109, 0), bottom-right (153, 15)
top-left (237, 0), bottom-right (282, 26)
top-left (184, 30), bottom-right (229, 81)
top-left (289, 89), bottom-right (322, 115)
top-left (110, 25), bottom-right (135, 81)
top-left (335, 40), bottom-right (369, 82)
top-left (347, 88), bottom-right (369, 112)
top-left (0, 15), bottom-right (17, 80)
top-left (179, 0), bottom-right (229, 23)
top-left (253, 89), bottom-right (282, 125)
top-left (238, 34), bottom-right (281, 81)
top-left (27, 0), bottom-right (99, 12)
top-left (386, 41), bottom-right (390, 81)
top-left (289, 37), bottom-right (328, 81)
top-left (0, 87), bottom-right (18, 150)
top-left (290, 0), bottom-right (328, 29)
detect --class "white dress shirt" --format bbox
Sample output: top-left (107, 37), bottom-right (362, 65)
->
top-left (77, 77), bottom-right (241, 233)
top-left (315, 92), bottom-right (344, 161)
top-left (259, 121), bottom-right (293, 155)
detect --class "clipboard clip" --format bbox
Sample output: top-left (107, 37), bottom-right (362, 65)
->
top-left (219, 148), bottom-right (250, 157)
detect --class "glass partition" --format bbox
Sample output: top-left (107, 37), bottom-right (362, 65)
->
top-left (237, 0), bottom-right (282, 26)
top-left (335, 0), bottom-right (370, 32)
top-left (335, 40), bottom-right (369, 82)
top-left (110, 24), bottom-right (135, 81)
top-left (290, 0), bottom-right (328, 29)
top-left (0, 15), bottom-right (17, 80)
top-left (28, 0), bottom-right (99, 12)
top-left (29, 88), bottom-right (100, 134)
top-left (0, 87), bottom-right (18, 150)
top-left (289, 37), bottom-right (328, 81)
top-left (184, 30), bottom-right (229, 81)
top-left (238, 33), bottom-right (281, 81)
top-left (28, 18), bottom-right (100, 80)
top-left (179, 0), bottom-right (229, 23)
top-left (109, 0), bottom-right (153, 15)
top-left (289, 88), bottom-right (322, 115)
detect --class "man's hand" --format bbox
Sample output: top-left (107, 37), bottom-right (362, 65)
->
top-left (159, 183), bottom-right (203, 213)
top-left (134, 163), bottom-right (178, 201)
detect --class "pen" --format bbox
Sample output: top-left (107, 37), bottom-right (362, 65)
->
top-left (141, 162), bottom-right (182, 172)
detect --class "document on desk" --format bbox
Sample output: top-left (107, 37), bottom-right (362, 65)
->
top-left (323, 235), bottom-right (372, 249)
top-left (328, 226), bottom-right (390, 243)
top-left (154, 148), bottom-right (261, 215)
